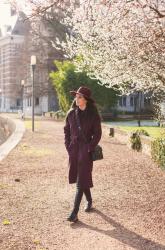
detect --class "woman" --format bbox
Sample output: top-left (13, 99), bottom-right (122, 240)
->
top-left (64, 86), bottom-right (102, 222)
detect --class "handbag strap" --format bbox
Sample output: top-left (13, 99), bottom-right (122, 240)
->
top-left (75, 108), bottom-right (88, 144)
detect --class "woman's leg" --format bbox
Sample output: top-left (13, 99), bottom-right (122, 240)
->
top-left (83, 188), bottom-right (92, 202)
top-left (67, 181), bottom-right (83, 222)
top-left (84, 188), bottom-right (93, 212)
top-left (72, 182), bottom-right (84, 214)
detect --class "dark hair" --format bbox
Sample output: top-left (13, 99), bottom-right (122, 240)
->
top-left (70, 97), bottom-right (101, 120)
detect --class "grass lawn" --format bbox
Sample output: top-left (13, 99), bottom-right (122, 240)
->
top-left (24, 120), bottom-right (41, 129)
top-left (119, 126), bottom-right (165, 138)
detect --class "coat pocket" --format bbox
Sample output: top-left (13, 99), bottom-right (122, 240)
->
top-left (68, 142), bottom-right (74, 155)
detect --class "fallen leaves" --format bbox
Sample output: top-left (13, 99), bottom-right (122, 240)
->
top-left (2, 219), bottom-right (11, 225)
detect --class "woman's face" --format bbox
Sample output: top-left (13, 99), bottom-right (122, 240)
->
top-left (75, 93), bottom-right (87, 107)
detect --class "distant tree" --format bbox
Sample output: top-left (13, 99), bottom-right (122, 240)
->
top-left (50, 60), bottom-right (118, 112)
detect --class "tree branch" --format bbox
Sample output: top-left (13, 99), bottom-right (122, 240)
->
top-left (23, 1), bottom-right (61, 21)
top-left (149, 5), bottom-right (165, 18)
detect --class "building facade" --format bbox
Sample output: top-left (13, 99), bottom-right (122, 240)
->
top-left (0, 8), bottom-right (59, 115)
top-left (0, 34), bottom-right (24, 112)
top-left (116, 92), bottom-right (153, 113)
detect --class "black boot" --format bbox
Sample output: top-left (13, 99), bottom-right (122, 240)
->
top-left (67, 183), bottom-right (83, 222)
top-left (84, 188), bottom-right (93, 212)
top-left (67, 211), bottom-right (78, 222)
top-left (84, 200), bottom-right (93, 212)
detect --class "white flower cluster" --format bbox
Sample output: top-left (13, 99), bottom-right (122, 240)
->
top-left (60, 0), bottom-right (165, 96)
top-left (13, 0), bottom-right (165, 97)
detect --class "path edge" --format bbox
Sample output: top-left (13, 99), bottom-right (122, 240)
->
top-left (0, 116), bottom-right (25, 161)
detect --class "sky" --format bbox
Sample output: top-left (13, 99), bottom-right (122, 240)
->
top-left (0, 1), bottom-right (31, 28)
top-left (0, 3), bottom-right (11, 26)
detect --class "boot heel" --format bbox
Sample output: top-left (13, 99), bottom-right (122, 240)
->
top-left (84, 201), bottom-right (93, 212)
top-left (67, 212), bottom-right (78, 222)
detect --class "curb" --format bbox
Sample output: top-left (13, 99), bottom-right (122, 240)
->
top-left (0, 116), bottom-right (25, 161)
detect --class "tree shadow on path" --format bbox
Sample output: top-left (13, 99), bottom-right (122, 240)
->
top-left (71, 208), bottom-right (165, 250)
top-left (109, 141), bottom-right (126, 146)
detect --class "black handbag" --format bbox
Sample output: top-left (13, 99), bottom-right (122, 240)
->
top-left (75, 109), bottom-right (103, 161)
top-left (91, 144), bottom-right (103, 161)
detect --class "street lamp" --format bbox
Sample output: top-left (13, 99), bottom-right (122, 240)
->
top-left (21, 80), bottom-right (25, 113)
top-left (30, 55), bottom-right (36, 132)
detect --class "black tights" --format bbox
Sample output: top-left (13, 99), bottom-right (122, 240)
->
top-left (72, 182), bottom-right (92, 215)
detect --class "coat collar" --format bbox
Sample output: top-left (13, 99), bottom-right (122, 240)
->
top-left (77, 106), bottom-right (87, 113)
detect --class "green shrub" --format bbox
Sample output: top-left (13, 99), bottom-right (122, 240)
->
top-left (130, 132), bottom-right (142, 152)
top-left (135, 129), bottom-right (149, 136)
top-left (151, 137), bottom-right (165, 169)
top-left (49, 60), bottom-right (119, 112)
top-left (48, 110), bottom-right (66, 119)
top-left (130, 129), bottom-right (149, 152)
top-left (54, 110), bottom-right (66, 119)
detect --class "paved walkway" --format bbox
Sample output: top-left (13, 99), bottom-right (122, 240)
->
top-left (0, 115), bottom-right (165, 250)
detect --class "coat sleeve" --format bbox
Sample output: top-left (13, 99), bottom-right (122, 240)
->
top-left (64, 114), bottom-right (71, 152)
top-left (87, 113), bottom-right (102, 152)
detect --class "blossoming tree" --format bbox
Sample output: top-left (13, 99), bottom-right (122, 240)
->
top-left (59, 0), bottom-right (165, 96)
top-left (10, 0), bottom-right (165, 97)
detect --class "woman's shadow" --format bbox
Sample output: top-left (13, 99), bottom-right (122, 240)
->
top-left (70, 208), bottom-right (165, 250)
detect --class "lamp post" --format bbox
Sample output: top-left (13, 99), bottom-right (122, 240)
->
top-left (30, 55), bottom-right (36, 132)
top-left (21, 80), bottom-right (25, 113)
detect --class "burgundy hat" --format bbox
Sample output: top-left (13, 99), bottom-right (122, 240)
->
top-left (70, 86), bottom-right (95, 102)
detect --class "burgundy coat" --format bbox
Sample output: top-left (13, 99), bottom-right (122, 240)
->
top-left (64, 106), bottom-right (102, 188)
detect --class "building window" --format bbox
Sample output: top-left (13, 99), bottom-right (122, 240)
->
top-left (123, 96), bottom-right (127, 107)
top-left (119, 96), bottom-right (127, 107)
top-left (16, 98), bottom-right (21, 107)
top-left (119, 97), bottom-right (123, 107)
top-left (130, 96), bottom-right (134, 107)
top-left (27, 97), bottom-right (31, 107)
top-left (35, 97), bottom-right (39, 106)
top-left (144, 97), bottom-right (151, 105)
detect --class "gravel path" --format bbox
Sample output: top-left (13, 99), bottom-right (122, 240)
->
top-left (0, 117), bottom-right (165, 250)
